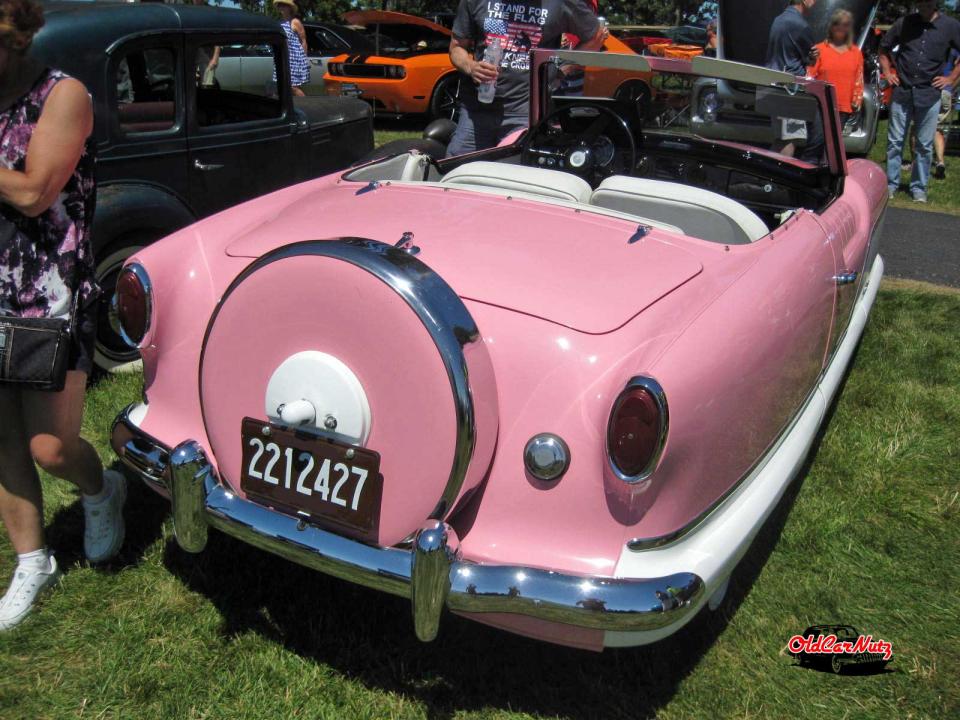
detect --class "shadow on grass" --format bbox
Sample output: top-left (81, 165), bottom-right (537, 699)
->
top-left (158, 362), bottom-right (860, 720)
top-left (44, 461), bottom-right (169, 573)
top-left (793, 661), bottom-right (896, 676)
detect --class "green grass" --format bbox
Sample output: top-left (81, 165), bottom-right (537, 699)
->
top-left (867, 120), bottom-right (960, 215)
top-left (0, 279), bottom-right (958, 719)
top-left (373, 119), bottom-right (422, 149)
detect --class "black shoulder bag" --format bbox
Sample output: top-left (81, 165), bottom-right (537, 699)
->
top-left (0, 61), bottom-right (76, 392)
top-left (0, 298), bottom-right (75, 392)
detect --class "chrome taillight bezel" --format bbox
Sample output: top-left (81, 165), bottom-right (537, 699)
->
top-left (114, 262), bottom-right (153, 349)
top-left (606, 376), bottom-right (669, 484)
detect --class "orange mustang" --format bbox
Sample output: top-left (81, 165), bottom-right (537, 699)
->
top-left (324, 11), bottom-right (460, 119)
top-left (324, 11), bottom-right (651, 120)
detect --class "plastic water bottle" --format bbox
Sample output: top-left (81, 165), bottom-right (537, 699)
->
top-left (477, 38), bottom-right (503, 104)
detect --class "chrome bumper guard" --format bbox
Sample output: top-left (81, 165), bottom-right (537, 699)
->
top-left (113, 407), bottom-right (704, 642)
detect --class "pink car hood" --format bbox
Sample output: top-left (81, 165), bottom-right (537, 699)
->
top-left (224, 183), bottom-right (703, 334)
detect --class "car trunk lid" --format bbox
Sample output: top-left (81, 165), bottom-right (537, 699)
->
top-left (224, 183), bottom-right (704, 335)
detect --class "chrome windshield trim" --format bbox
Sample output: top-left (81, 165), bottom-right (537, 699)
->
top-left (548, 48), bottom-right (651, 73)
top-left (198, 238), bottom-right (497, 521)
top-left (111, 426), bottom-right (705, 637)
top-left (606, 376), bottom-right (669, 485)
top-left (690, 55), bottom-right (797, 87)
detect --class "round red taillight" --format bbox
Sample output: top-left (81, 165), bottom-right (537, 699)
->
top-left (114, 264), bottom-right (152, 348)
top-left (606, 378), bottom-right (668, 483)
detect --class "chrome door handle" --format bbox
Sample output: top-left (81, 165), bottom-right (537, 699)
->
top-left (193, 159), bottom-right (224, 171)
top-left (834, 271), bottom-right (858, 286)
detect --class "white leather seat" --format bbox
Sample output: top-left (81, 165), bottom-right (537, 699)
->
top-left (590, 176), bottom-right (769, 244)
top-left (441, 161), bottom-right (593, 204)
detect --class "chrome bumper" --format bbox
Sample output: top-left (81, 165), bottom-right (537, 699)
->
top-left (112, 406), bottom-right (704, 642)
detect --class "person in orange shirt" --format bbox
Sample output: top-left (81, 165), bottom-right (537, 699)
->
top-left (808, 8), bottom-right (864, 124)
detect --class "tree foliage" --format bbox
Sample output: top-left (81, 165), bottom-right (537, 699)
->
top-left (226, 1), bottom-right (956, 28)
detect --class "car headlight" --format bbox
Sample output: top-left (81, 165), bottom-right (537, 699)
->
top-left (607, 376), bottom-right (668, 484)
top-left (385, 65), bottom-right (406, 79)
top-left (113, 263), bottom-right (152, 348)
top-left (700, 90), bottom-right (720, 121)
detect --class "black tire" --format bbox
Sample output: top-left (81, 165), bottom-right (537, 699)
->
top-left (93, 235), bottom-right (151, 374)
top-left (831, 655), bottom-right (843, 674)
top-left (429, 73), bottom-right (462, 121)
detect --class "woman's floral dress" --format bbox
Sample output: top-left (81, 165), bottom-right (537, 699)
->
top-left (0, 69), bottom-right (97, 320)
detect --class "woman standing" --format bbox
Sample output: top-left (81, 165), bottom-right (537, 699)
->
top-left (273, 0), bottom-right (310, 96)
top-left (808, 8), bottom-right (864, 124)
top-left (0, 0), bottom-right (125, 631)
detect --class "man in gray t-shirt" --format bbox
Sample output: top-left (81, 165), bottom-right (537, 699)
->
top-left (446, 0), bottom-right (603, 156)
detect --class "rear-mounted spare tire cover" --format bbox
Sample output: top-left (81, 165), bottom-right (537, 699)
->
top-left (200, 239), bottom-right (498, 547)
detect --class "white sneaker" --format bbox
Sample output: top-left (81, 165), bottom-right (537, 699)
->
top-left (0, 555), bottom-right (62, 631)
top-left (83, 469), bottom-right (127, 563)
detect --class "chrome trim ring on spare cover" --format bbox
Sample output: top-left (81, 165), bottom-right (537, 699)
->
top-left (198, 238), bottom-right (498, 522)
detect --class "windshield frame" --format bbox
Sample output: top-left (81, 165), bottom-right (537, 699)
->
top-left (528, 48), bottom-right (847, 177)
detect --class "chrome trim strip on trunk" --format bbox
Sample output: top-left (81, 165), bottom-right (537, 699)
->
top-left (111, 425), bottom-right (704, 637)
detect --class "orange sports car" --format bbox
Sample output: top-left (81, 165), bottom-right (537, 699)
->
top-left (583, 34), bottom-right (657, 107)
top-left (324, 11), bottom-right (460, 119)
top-left (324, 12), bottom-right (652, 120)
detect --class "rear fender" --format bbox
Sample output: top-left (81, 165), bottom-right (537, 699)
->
top-left (92, 182), bottom-right (197, 255)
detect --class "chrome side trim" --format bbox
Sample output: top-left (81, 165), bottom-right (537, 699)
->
top-left (606, 376), bottom-right (669, 485)
top-left (112, 420), bottom-right (705, 637)
top-left (198, 238), bottom-right (497, 521)
top-left (627, 252), bottom-right (884, 552)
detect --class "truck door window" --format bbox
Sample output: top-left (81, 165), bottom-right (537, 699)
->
top-left (195, 42), bottom-right (283, 127)
top-left (307, 27), bottom-right (349, 57)
top-left (115, 47), bottom-right (177, 134)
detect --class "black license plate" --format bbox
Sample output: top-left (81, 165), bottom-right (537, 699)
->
top-left (240, 417), bottom-right (382, 541)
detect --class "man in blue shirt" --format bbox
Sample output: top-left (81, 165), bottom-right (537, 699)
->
top-left (765, 0), bottom-right (819, 76)
top-left (765, 0), bottom-right (822, 162)
top-left (880, 1), bottom-right (960, 201)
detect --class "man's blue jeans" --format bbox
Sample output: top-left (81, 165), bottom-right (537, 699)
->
top-left (886, 91), bottom-right (941, 197)
top-left (446, 102), bottom-right (527, 157)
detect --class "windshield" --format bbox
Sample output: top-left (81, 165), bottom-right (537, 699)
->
top-left (535, 50), bottom-right (838, 172)
top-left (361, 24), bottom-right (450, 55)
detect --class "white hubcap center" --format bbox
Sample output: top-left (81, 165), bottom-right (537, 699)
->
top-left (264, 351), bottom-right (371, 444)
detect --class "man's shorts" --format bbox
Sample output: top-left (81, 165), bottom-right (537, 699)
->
top-left (937, 89), bottom-right (955, 130)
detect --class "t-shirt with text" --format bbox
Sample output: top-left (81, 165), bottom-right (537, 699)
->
top-left (452, 0), bottom-right (599, 114)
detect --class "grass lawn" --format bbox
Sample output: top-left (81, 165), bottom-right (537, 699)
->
top-left (373, 119), bottom-right (422, 149)
top-left (0, 278), bottom-right (957, 719)
top-left (869, 120), bottom-right (960, 216)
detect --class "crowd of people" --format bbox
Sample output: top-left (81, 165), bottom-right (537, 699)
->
top-left (1, 0), bottom-right (960, 632)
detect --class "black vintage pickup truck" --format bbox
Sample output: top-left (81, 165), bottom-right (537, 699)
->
top-left (31, 2), bottom-right (374, 371)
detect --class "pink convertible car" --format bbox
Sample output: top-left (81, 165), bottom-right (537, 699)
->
top-left (111, 50), bottom-right (886, 650)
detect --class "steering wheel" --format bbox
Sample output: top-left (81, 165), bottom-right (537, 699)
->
top-left (522, 103), bottom-right (637, 185)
